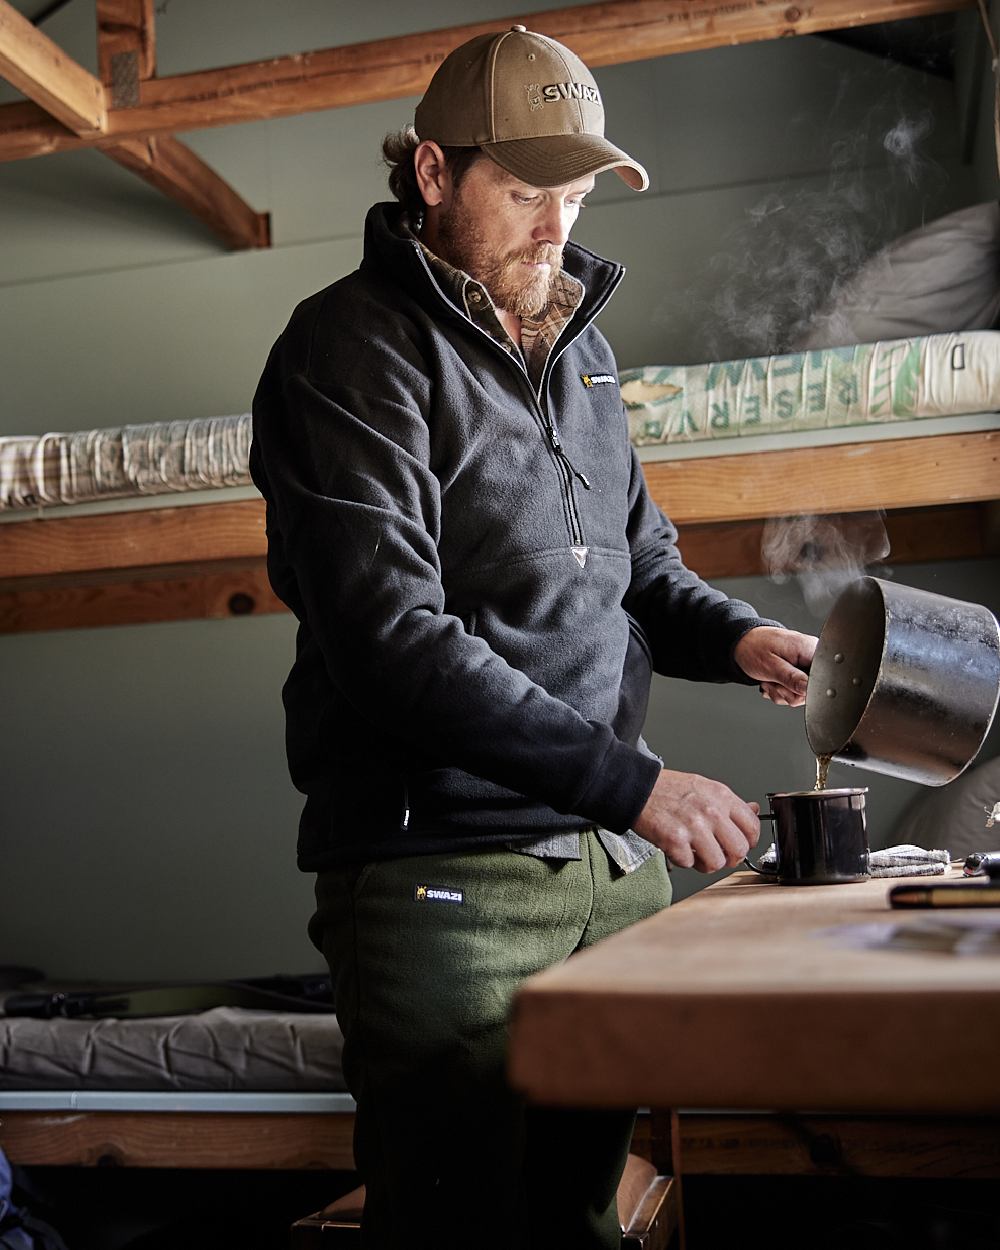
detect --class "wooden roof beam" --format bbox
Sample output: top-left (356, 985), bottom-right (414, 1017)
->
top-left (105, 134), bottom-right (271, 248)
top-left (0, 0), bottom-right (975, 163)
top-left (97, 0), bottom-right (156, 91)
top-left (0, 0), bottom-right (106, 134)
top-left (95, 0), bottom-right (270, 250)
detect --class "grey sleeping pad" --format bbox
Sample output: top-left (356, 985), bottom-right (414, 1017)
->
top-left (1, 974), bottom-right (334, 1019)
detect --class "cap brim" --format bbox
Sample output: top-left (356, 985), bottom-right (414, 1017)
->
top-left (482, 133), bottom-right (649, 192)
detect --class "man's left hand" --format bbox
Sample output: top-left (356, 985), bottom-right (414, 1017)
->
top-left (733, 626), bottom-right (817, 707)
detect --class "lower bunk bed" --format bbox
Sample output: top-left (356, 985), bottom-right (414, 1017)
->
top-left (0, 1000), bottom-right (357, 1171)
top-left (3, 1008), bottom-right (996, 1182)
top-left (0, 998), bottom-right (657, 1174)
top-left (2, 987), bottom-right (995, 1245)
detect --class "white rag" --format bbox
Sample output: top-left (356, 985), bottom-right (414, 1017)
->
top-left (757, 843), bottom-right (950, 877)
top-left (866, 844), bottom-right (951, 877)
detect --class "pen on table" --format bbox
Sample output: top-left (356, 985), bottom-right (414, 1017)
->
top-left (962, 851), bottom-right (1000, 877)
top-left (889, 882), bottom-right (1000, 909)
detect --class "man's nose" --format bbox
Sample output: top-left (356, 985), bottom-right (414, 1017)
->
top-left (534, 203), bottom-right (573, 246)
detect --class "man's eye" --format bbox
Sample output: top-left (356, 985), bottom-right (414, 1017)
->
top-left (513, 193), bottom-right (538, 205)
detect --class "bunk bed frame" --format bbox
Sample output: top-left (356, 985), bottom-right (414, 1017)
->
top-left (0, 1092), bottom-right (358, 1171)
top-left (2, 429), bottom-right (997, 633)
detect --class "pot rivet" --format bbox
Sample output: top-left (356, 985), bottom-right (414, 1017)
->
top-left (834, 653), bottom-right (844, 663)
top-left (826, 688), bottom-right (836, 697)
top-left (851, 676), bottom-right (861, 686)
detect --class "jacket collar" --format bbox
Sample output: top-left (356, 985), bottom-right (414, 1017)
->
top-left (361, 202), bottom-right (624, 332)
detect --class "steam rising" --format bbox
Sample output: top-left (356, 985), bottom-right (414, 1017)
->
top-left (761, 511), bottom-right (891, 615)
top-left (883, 114), bottom-right (934, 183)
top-left (666, 61), bottom-right (936, 613)
top-left (673, 73), bottom-right (941, 364)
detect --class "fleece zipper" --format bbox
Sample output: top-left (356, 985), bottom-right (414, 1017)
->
top-left (415, 247), bottom-right (624, 552)
top-left (533, 269), bottom-right (623, 549)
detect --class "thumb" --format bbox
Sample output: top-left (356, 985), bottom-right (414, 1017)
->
top-left (767, 655), bottom-right (809, 694)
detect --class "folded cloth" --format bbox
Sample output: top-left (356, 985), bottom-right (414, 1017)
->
top-left (756, 843), bottom-right (950, 877)
top-left (867, 844), bottom-right (951, 877)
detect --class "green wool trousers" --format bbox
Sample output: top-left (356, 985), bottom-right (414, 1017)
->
top-left (308, 830), bottom-right (671, 1250)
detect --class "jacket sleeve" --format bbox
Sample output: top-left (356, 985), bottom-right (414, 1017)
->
top-left (250, 302), bottom-right (660, 834)
top-left (621, 446), bottom-right (780, 683)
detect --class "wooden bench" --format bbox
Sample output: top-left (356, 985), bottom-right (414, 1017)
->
top-left (290, 1151), bottom-right (680, 1248)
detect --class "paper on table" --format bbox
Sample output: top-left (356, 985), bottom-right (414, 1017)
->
top-left (818, 915), bottom-right (1000, 957)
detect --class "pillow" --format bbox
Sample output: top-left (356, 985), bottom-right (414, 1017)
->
top-left (890, 752), bottom-right (1000, 861)
top-left (794, 201), bottom-right (1000, 349)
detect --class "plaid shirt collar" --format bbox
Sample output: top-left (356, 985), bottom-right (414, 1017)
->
top-left (405, 218), bottom-right (585, 391)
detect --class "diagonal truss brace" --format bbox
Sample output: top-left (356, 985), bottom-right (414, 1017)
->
top-left (0, 0), bottom-right (269, 249)
top-left (0, 0), bottom-right (977, 247)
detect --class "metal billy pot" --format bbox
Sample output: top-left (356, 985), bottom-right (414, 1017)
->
top-left (805, 577), bottom-right (1000, 787)
top-left (745, 788), bottom-right (869, 885)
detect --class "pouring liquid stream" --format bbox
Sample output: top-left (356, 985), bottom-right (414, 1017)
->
top-left (814, 753), bottom-right (832, 791)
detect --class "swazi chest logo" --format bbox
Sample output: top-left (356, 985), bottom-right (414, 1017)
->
top-left (582, 373), bottom-right (616, 389)
top-left (414, 884), bottom-right (464, 904)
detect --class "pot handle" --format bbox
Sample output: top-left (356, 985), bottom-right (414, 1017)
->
top-left (743, 811), bottom-right (778, 875)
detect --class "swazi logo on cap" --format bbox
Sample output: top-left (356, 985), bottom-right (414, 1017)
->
top-left (582, 373), bottom-right (616, 388)
top-left (542, 82), bottom-right (601, 105)
top-left (414, 884), bottom-right (464, 904)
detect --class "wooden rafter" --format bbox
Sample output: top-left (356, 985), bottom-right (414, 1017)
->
top-left (94, 0), bottom-right (270, 250)
top-left (97, 0), bottom-right (156, 91)
top-left (0, 0), bottom-right (105, 133)
top-left (0, 1), bottom-right (267, 249)
top-left (0, 0), bottom-right (975, 163)
top-left (105, 134), bottom-right (271, 249)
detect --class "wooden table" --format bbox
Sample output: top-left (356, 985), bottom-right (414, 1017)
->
top-left (509, 867), bottom-right (1000, 1123)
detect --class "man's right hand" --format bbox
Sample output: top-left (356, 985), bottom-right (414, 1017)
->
top-left (632, 769), bottom-right (760, 873)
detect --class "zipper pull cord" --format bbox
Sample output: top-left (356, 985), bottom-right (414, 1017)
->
top-left (546, 426), bottom-right (592, 490)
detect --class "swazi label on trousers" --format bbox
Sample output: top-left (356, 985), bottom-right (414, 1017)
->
top-left (414, 884), bottom-right (464, 904)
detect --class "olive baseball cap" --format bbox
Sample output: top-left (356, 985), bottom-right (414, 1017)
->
top-left (414, 25), bottom-right (648, 191)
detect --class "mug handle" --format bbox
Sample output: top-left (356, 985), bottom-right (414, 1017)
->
top-left (743, 811), bottom-right (778, 874)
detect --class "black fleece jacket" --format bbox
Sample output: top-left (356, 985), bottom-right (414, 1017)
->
top-left (250, 203), bottom-right (774, 871)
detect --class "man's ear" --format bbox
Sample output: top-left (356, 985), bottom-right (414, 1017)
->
top-left (414, 140), bottom-right (451, 208)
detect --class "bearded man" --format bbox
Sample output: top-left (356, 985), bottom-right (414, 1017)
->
top-left (251, 25), bottom-right (815, 1250)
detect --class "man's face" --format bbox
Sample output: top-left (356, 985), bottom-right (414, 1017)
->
top-left (434, 157), bottom-right (594, 318)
